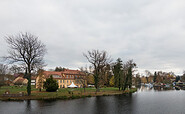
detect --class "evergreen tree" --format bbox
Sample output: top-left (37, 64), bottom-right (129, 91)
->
top-left (175, 76), bottom-right (180, 82)
top-left (123, 60), bottom-right (136, 91)
top-left (154, 71), bottom-right (157, 83)
top-left (44, 75), bottom-right (58, 92)
top-left (113, 58), bottom-right (123, 91)
top-left (55, 67), bottom-right (65, 71)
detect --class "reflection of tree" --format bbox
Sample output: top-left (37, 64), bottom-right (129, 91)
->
top-left (26, 100), bottom-right (31, 112)
top-left (36, 100), bottom-right (57, 108)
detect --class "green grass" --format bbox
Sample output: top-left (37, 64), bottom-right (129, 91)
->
top-left (0, 86), bottom-right (137, 100)
top-left (0, 85), bottom-right (38, 94)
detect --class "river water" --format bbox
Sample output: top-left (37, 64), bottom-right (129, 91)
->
top-left (0, 87), bottom-right (185, 114)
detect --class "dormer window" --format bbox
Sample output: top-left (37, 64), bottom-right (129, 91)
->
top-left (52, 75), bottom-right (60, 78)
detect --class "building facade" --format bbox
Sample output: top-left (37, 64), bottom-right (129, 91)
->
top-left (36, 69), bottom-right (87, 89)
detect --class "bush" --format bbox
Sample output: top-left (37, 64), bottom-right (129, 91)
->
top-left (44, 75), bottom-right (58, 92)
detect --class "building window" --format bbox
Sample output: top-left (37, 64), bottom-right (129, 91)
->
top-left (31, 80), bottom-right (35, 83)
top-left (66, 75), bottom-right (68, 78)
top-left (60, 80), bottom-right (62, 83)
top-left (63, 80), bottom-right (64, 83)
top-left (67, 80), bottom-right (68, 83)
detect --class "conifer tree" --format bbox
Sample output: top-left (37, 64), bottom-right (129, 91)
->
top-left (112, 58), bottom-right (123, 91)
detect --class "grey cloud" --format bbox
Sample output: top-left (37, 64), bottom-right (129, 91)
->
top-left (0, 0), bottom-right (185, 74)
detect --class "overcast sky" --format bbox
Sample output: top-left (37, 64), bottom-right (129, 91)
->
top-left (0, 0), bottom-right (185, 75)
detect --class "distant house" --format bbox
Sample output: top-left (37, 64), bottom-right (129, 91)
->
top-left (141, 76), bottom-right (147, 84)
top-left (36, 69), bottom-right (87, 89)
top-left (0, 74), bottom-right (16, 86)
top-left (13, 77), bottom-right (28, 85)
top-left (148, 76), bottom-right (154, 83)
top-left (13, 74), bottom-right (37, 86)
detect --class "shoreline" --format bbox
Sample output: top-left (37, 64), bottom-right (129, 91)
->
top-left (0, 88), bottom-right (137, 101)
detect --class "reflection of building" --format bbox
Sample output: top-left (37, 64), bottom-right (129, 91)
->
top-left (36, 69), bottom-right (87, 89)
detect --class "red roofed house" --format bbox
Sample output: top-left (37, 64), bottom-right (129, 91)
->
top-left (36, 69), bottom-right (87, 89)
top-left (13, 73), bottom-right (37, 86)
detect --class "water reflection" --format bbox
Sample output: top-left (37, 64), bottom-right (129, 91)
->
top-left (26, 100), bottom-right (31, 111)
top-left (140, 85), bottom-right (183, 91)
top-left (153, 86), bottom-right (174, 91)
top-left (1, 87), bottom-right (185, 114)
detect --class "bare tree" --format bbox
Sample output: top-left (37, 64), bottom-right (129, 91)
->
top-left (9, 65), bottom-right (23, 75)
top-left (77, 66), bottom-right (88, 92)
top-left (0, 64), bottom-right (8, 75)
top-left (145, 70), bottom-right (152, 77)
top-left (100, 64), bottom-right (112, 87)
top-left (4, 32), bottom-right (47, 95)
top-left (83, 49), bottom-right (112, 92)
top-left (0, 64), bottom-right (9, 87)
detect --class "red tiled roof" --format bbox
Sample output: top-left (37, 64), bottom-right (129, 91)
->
top-left (42, 69), bottom-right (85, 78)
top-left (15, 77), bottom-right (27, 83)
top-left (62, 69), bottom-right (85, 75)
top-left (14, 73), bottom-right (24, 77)
top-left (43, 71), bottom-right (62, 78)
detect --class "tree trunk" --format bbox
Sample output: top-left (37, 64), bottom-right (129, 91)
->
top-left (83, 80), bottom-right (86, 92)
top-left (94, 73), bottom-right (100, 92)
top-left (129, 68), bottom-right (132, 89)
top-left (118, 74), bottom-right (121, 91)
top-left (123, 74), bottom-right (129, 91)
top-left (27, 73), bottom-right (31, 96)
top-left (27, 66), bottom-right (32, 96)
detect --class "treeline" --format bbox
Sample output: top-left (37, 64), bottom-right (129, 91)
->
top-left (83, 49), bottom-right (137, 92)
top-left (0, 64), bottom-right (23, 75)
top-left (141, 70), bottom-right (185, 84)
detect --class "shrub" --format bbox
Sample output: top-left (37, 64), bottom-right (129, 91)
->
top-left (44, 75), bottom-right (58, 92)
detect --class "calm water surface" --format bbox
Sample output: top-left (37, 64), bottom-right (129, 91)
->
top-left (0, 87), bottom-right (185, 114)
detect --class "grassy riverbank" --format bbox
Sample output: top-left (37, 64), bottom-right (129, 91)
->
top-left (0, 86), bottom-right (137, 101)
